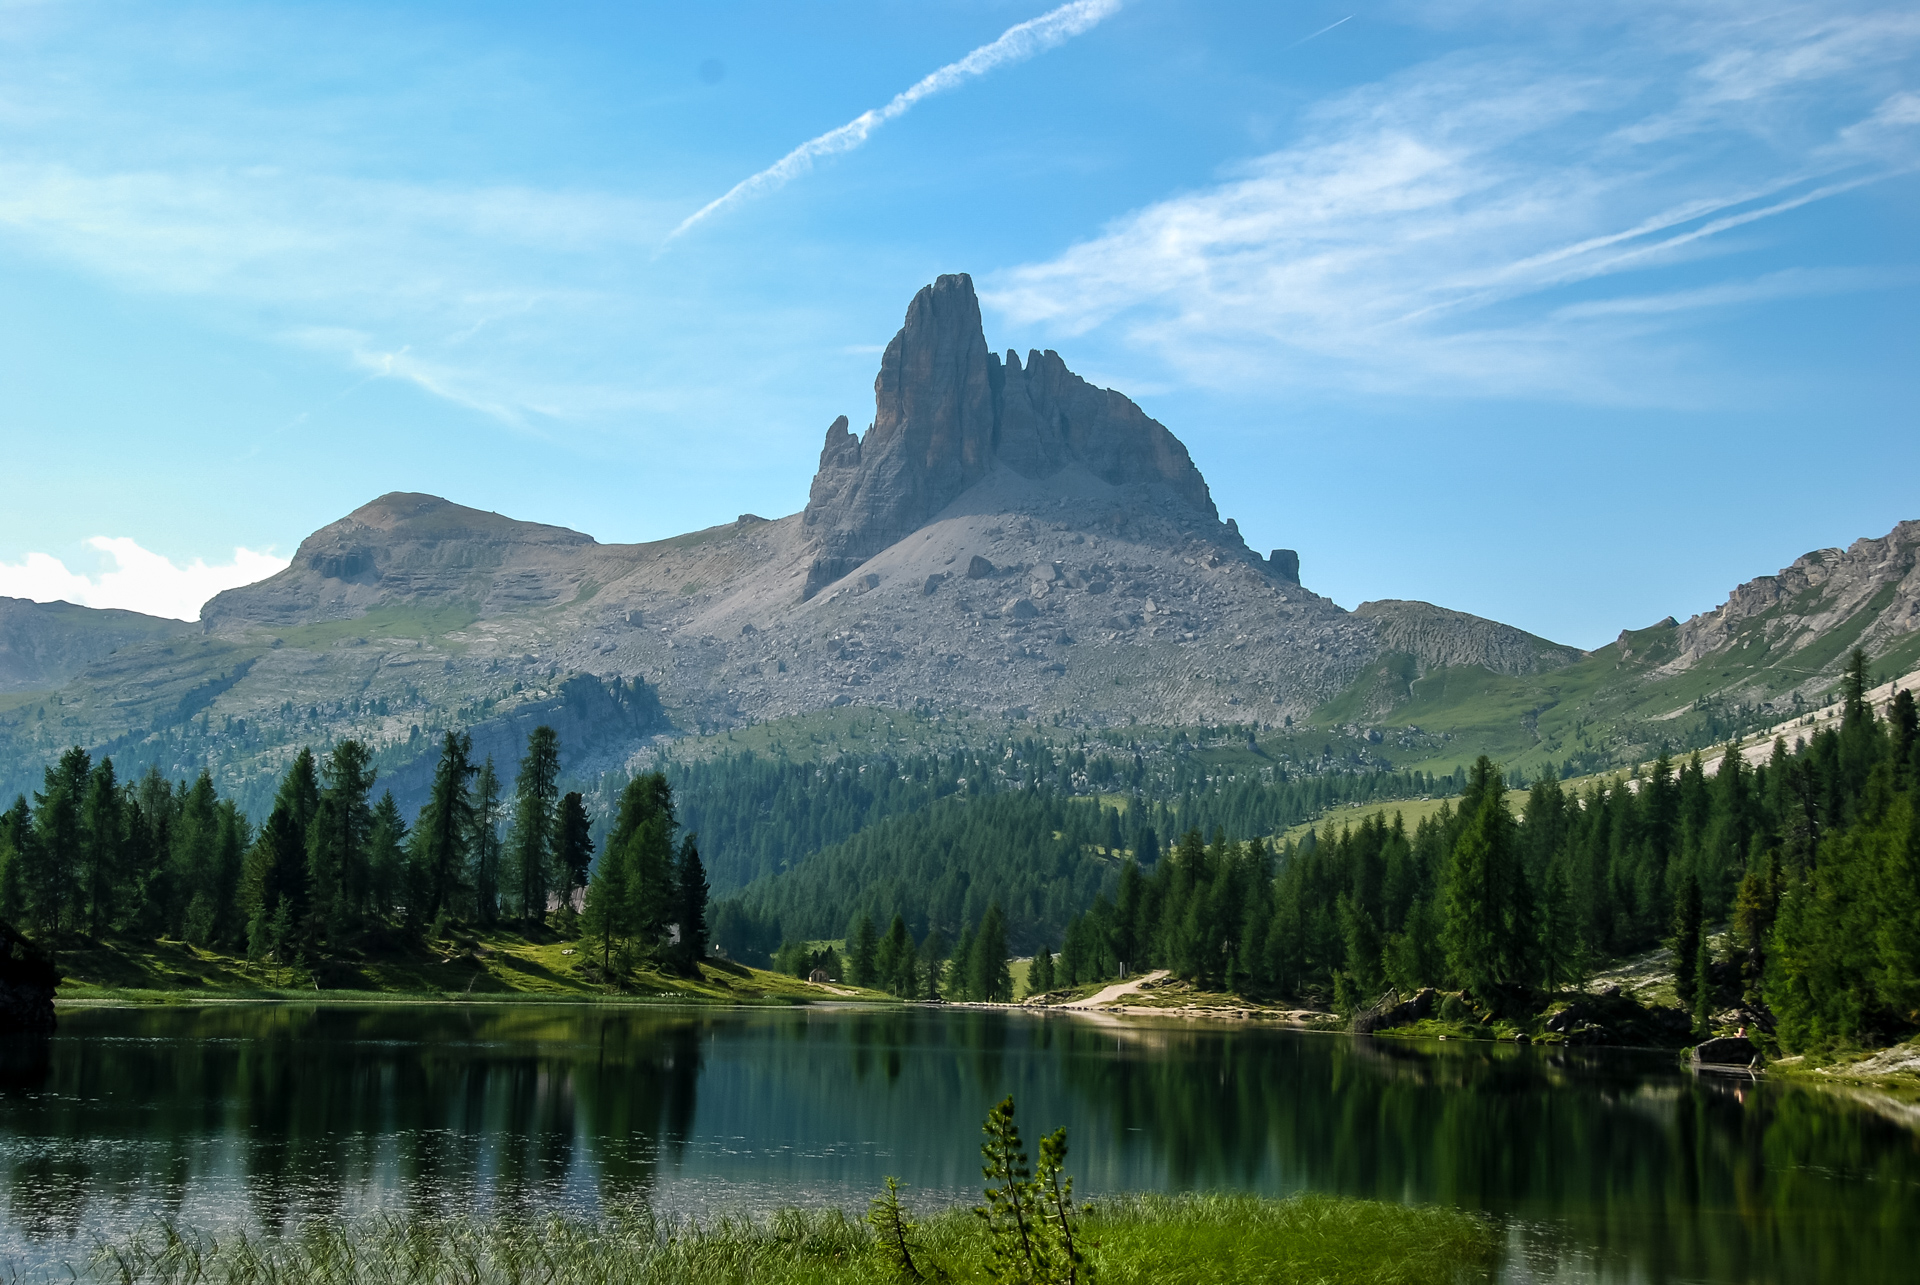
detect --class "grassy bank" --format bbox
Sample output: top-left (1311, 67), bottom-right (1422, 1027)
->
top-left (1769, 1038), bottom-right (1920, 1091)
top-left (50, 930), bottom-right (884, 1006)
top-left (40, 1194), bottom-right (1495, 1285)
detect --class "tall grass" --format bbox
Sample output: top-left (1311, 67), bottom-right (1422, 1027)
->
top-left (22, 1194), bottom-right (1494, 1285)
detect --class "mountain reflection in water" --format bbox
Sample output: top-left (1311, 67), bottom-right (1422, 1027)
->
top-left (2, 1005), bottom-right (1915, 1284)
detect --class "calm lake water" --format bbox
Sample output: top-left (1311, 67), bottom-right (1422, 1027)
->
top-left (2, 1003), bottom-right (1917, 1283)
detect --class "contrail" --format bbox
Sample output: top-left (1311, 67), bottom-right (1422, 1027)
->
top-left (1286, 15), bottom-right (1351, 50)
top-left (665, 0), bottom-right (1123, 243)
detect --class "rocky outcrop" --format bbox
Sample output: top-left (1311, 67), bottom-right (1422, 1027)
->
top-left (801, 274), bottom-right (1221, 598)
top-left (0, 597), bottom-right (191, 693)
top-left (1352, 600), bottom-right (1584, 678)
top-left (202, 493), bottom-right (599, 628)
top-left (1669, 521), bottom-right (1920, 678)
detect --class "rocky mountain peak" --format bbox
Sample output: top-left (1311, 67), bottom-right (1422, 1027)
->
top-left (801, 273), bottom-right (1224, 598)
top-left (202, 492), bottom-right (597, 629)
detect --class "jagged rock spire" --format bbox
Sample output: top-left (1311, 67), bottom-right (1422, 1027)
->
top-left (801, 273), bottom-right (1220, 598)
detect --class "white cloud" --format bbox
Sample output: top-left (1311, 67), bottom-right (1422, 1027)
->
top-left (983, 4), bottom-right (1920, 403)
top-left (666, 0), bottom-right (1123, 241)
top-left (0, 538), bottom-right (289, 621)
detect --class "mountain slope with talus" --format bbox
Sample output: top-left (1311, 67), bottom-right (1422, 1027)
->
top-left (0, 274), bottom-right (1912, 814)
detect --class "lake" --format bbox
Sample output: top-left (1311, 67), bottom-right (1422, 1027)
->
top-left (2, 1003), bottom-right (1916, 1283)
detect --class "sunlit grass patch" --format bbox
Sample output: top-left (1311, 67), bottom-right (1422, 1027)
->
top-left (38, 1194), bottom-right (1495, 1285)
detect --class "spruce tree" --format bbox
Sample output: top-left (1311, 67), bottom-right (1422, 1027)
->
top-left (608, 772), bottom-right (676, 951)
top-left (1440, 758), bottom-right (1535, 1001)
top-left (948, 922), bottom-right (976, 999)
top-left (413, 733), bottom-right (475, 924)
top-left (876, 914), bottom-right (910, 994)
top-left (1672, 873), bottom-right (1704, 1003)
top-left (30, 747), bottom-right (89, 935)
top-left (505, 726), bottom-right (561, 926)
top-left (580, 826), bottom-right (631, 978)
top-left (307, 740), bottom-right (376, 934)
top-left (670, 834), bottom-right (709, 973)
top-left (1693, 931), bottom-right (1714, 1037)
top-left (970, 902), bottom-right (1012, 1002)
top-left (367, 792), bottom-right (408, 920)
top-left (554, 792), bottom-right (594, 911)
top-left (920, 927), bottom-right (948, 1000)
top-left (1029, 946), bottom-right (1056, 996)
top-left (1538, 859), bottom-right (1579, 992)
top-left (470, 758), bottom-right (502, 924)
top-left (0, 796), bottom-right (31, 924)
top-left (80, 757), bottom-right (122, 936)
top-left (850, 913), bottom-right (879, 987)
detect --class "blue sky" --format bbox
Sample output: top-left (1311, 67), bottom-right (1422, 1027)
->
top-left (0, 0), bottom-right (1914, 646)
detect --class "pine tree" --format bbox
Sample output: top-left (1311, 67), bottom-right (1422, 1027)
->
top-left (506, 726), bottom-right (561, 926)
top-left (974, 1097), bottom-right (1044, 1282)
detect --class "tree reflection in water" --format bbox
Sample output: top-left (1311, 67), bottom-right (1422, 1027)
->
top-left (2, 1006), bottom-right (1916, 1285)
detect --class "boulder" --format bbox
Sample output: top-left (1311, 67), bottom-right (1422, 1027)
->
top-left (966, 555), bottom-right (996, 580)
top-left (1004, 598), bottom-right (1040, 620)
top-left (1693, 1035), bottom-right (1759, 1067)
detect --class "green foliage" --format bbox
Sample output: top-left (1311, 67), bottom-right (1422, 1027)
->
top-left (581, 772), bottom-right (708, 984)
top-left (975, 1096), bottom-right (1045, 1284)
top-left (867, 1177), bottom-right (929, 1282)
top-left (1028, 945), bottom-right (1056, 996)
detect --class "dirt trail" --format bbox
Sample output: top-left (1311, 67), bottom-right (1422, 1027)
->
top-left (1059, 969), bottom-right (1170, 1010)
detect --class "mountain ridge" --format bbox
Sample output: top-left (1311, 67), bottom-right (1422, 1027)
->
top-left (1, 274), bottom-right (1914, 816)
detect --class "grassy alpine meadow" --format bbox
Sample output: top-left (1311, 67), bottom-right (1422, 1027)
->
top-left (41, 1194), bottom-right (1496, 1285)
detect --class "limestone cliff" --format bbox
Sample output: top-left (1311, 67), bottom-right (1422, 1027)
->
top-left (1667, 522), bottom-right (1920, 677)
top-left (800, 273), bottom-right (1220, 598)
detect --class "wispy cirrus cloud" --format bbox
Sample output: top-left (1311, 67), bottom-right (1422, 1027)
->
top-left (984, 3), bottom-right (1920, 403)
top-left (665, 0), bottom-right (1123, 242)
